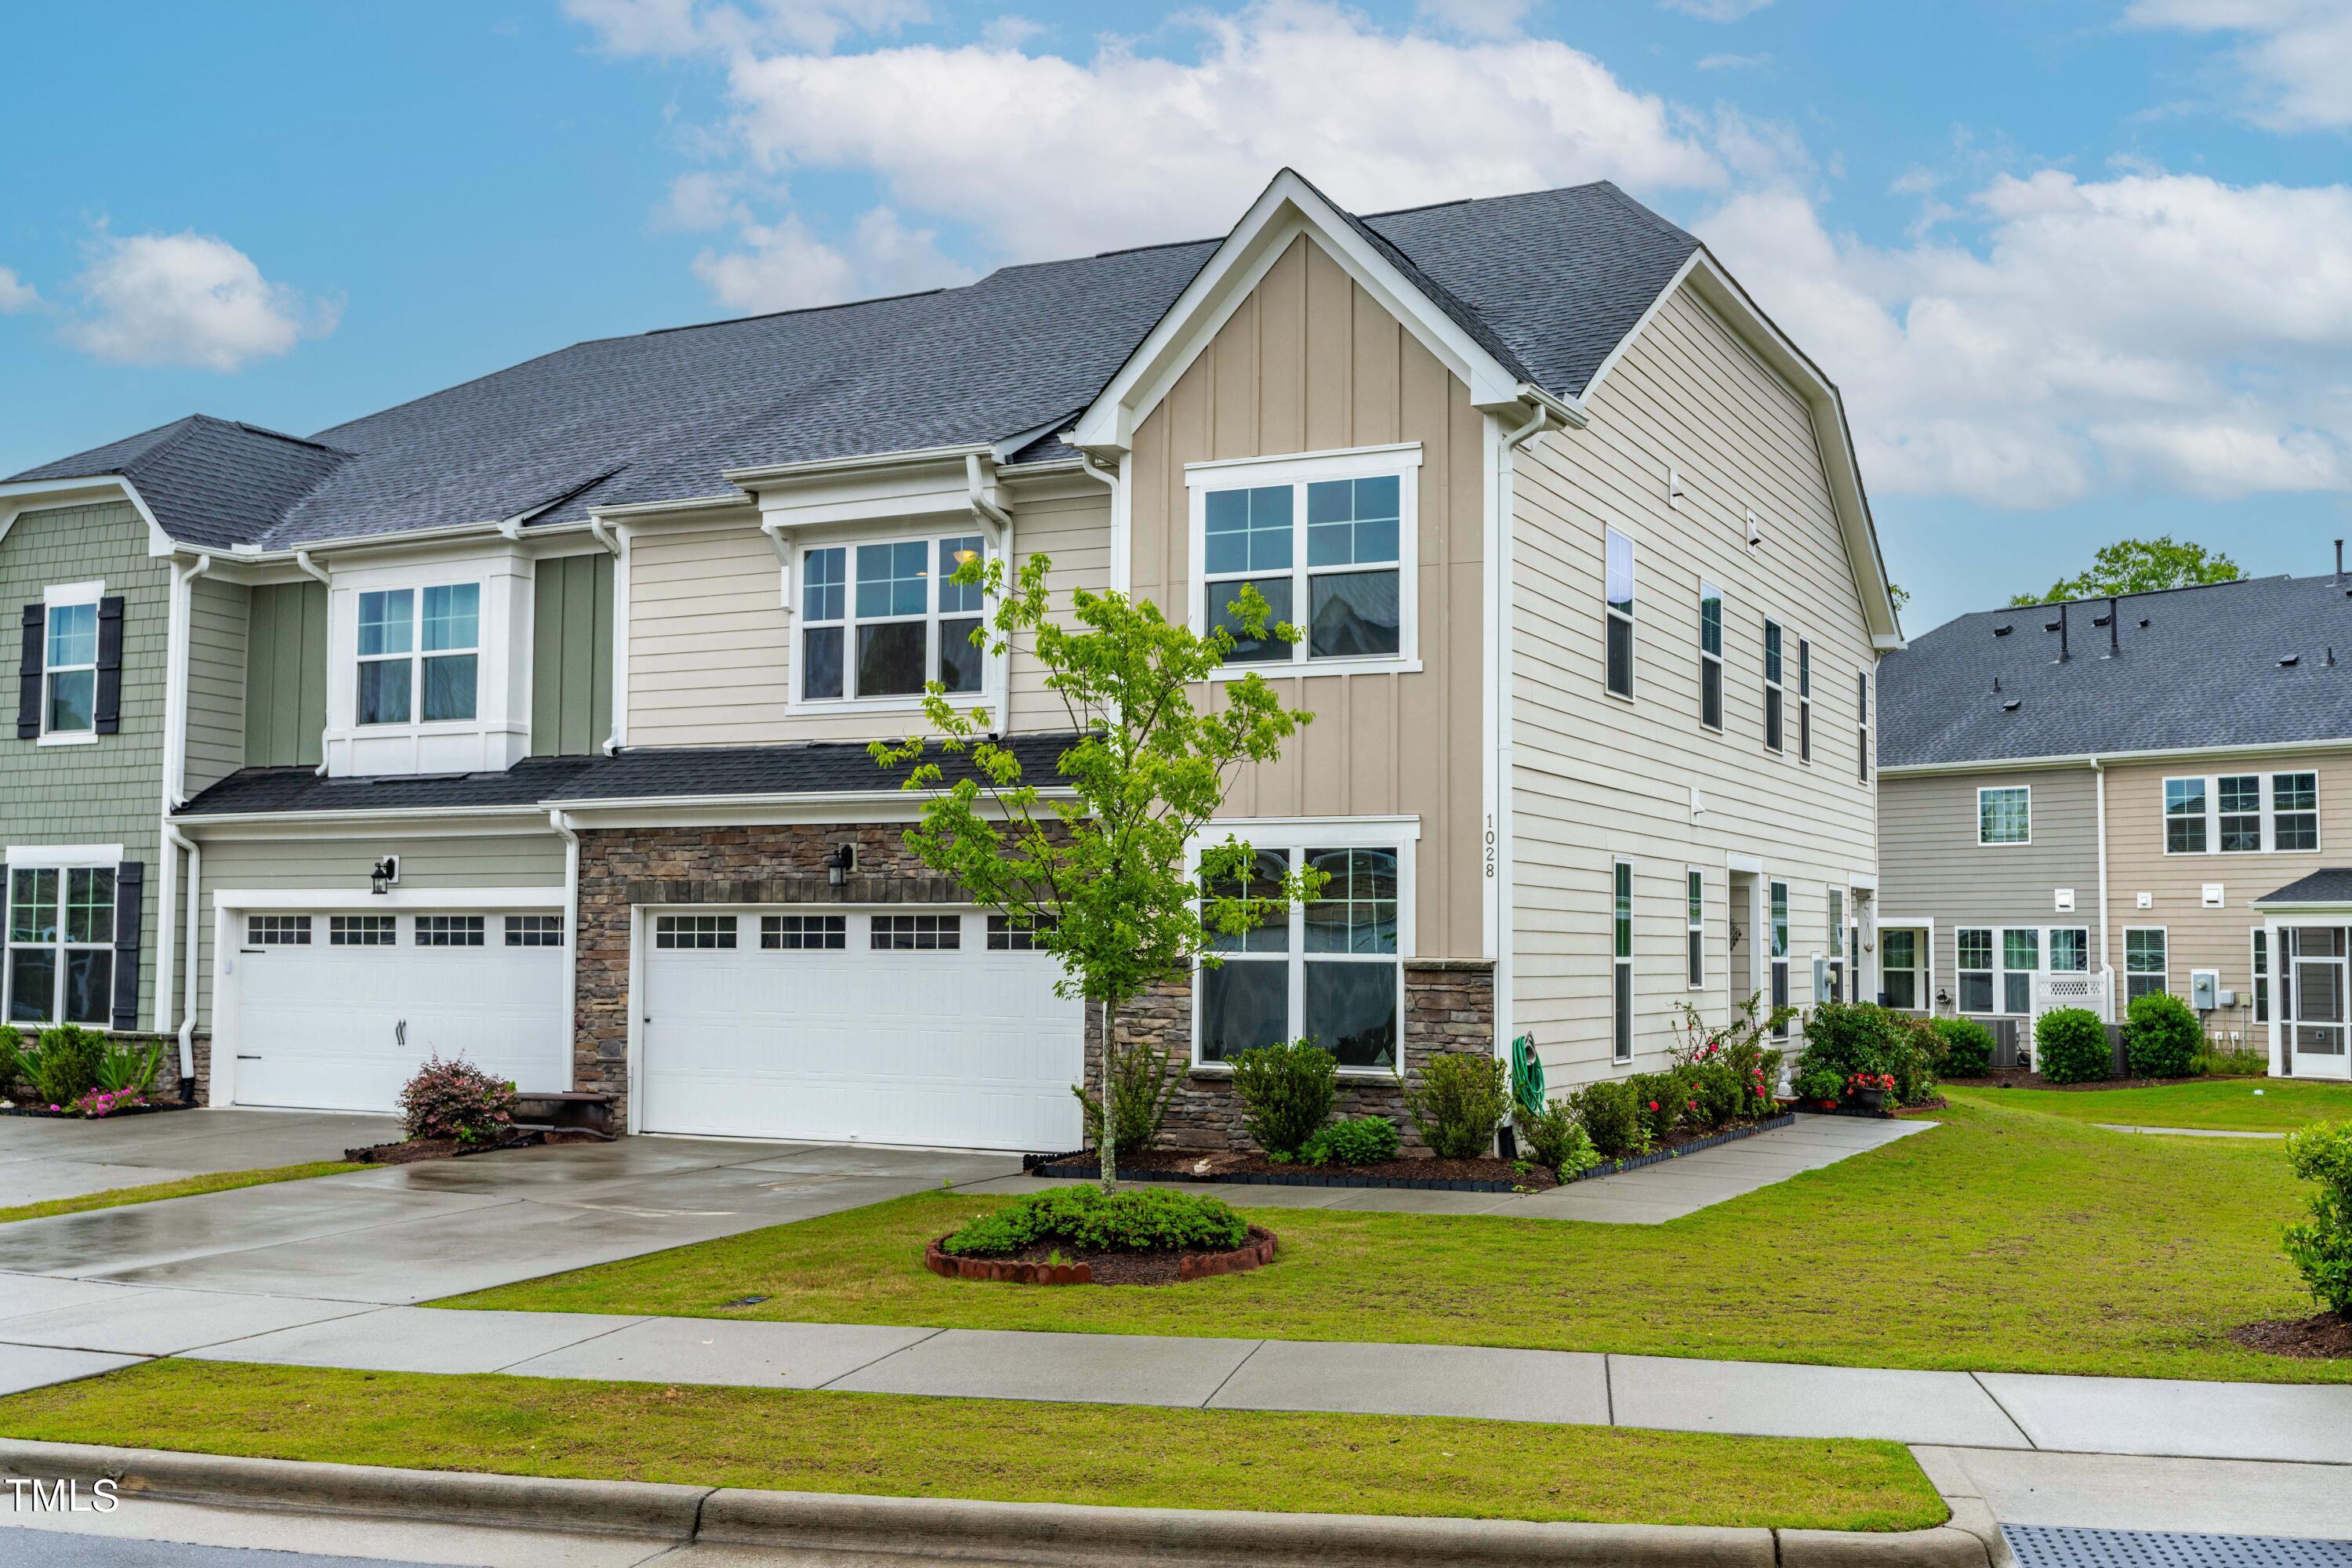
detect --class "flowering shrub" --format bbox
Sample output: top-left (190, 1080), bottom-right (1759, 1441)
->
top-left (397, 1054), bottom-right (518, 1145)
top-left (1846, 1072), bottom-right (1895, 1098)
top-left (64, 1087), bottom-right (147, 1119)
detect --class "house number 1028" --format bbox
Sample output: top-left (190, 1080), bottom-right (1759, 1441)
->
top-left (1484, 815), bottom-right (1497, 879)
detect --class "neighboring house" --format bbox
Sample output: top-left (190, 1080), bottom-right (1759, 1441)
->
top-left (2, 170), bottom-right (1900, 1149)
top-left (1877, 569), bottom-right (2352, 1080)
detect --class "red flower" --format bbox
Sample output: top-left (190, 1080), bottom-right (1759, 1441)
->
top-left (1647, 1101), bottom-right (1660, 1112)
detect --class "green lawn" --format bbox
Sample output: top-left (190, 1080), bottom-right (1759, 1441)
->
top-left (0, 1161), bottom-right (367, 1226)
top-left (0, 1360), bottom-right (1943, 1531)
top-left (449, 1098), bottom-right (2343, 1384)
top-left (1947, 1079), bottom-right (2352, 1133)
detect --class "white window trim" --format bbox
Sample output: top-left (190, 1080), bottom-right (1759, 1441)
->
top-left (1685, 865), bottom-right (1706, 991)
top-left (354, 581), bottom-right (484, 731)
top-left (5, 844), bottom-right (125, 869)
top-left (1955, 926), bottom-right (1996, 1014)
top-left (1184, 445), bottom-right (1423, 680)
top-left (1762, 619), bottom-right (1785, 755)
top-left (1186, 818), bottom-right (1416, 1079)
top-left (787, 528), bottom-right (998, 714)
top-left (1984, 924), bottom-right (2092, 1017)
top-left (1977, 785), bottom-right (2033, 847)
top-left (1697, 580), bottom-right (1725, 733)
top-left (2252, 926), bottom-right (2271, 1025)
top-left (1796, 635), bottom-right (1813, 765)
top-left (1768, 879), bottom-right (1791, 1037)
top-left (3, 860), bottom-right (118, 1031)
top-left (2161, 771), bottom-right (2324, 857)
top-left (2123, 925), bottom-right (2169, 1001)
top-left (37, 579), bottom-right (104, 746)
top-left (1857, 670), bottom-right (1871, 783)
top-left (1602, 528), bottom-right (1635, 704)
top-left (1612, 858), bottom-right (1635, 1062)
top-left (1880, 927), bottom-right (1923, 1011)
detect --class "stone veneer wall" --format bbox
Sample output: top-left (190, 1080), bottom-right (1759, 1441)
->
top-left (11, 1029), bottom-right (210, 1107)
top-left (1084, 958), bottom-right (1497, 1156)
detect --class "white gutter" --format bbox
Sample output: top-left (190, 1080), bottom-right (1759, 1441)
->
top-left (1880, 736), bottom-right (2352, 778)
top-left (723, 442), bottom-right (993, 486)
top-left (550, 809), bottom-right (581, 1065)
top-left (1072, 449), bottom-right (1121, 595)
top-left (2092, 757), bottom-right (2110, 985)
top-left (1491, 398), bottom-right (1558, 1075)
top-left (152, 551), bottom-right (212, 1039)
top-left (290, 550), bottom-right (333, 775)
top-left (967, 455), bottom-right (1013, 660)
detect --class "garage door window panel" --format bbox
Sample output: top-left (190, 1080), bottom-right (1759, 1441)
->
top-left (416, 915), bottom-right (485, 948)
top-left (506, 915), bottom-right (564, 948)
top-left (655, 915), bottom-right (736, 950)
top-left (762, 914), bottom-right (846, 950)
top-left (249, 914), bottom-right (314, 946)
top-left (873, 913), bottom-right (960, 950)
top-left (330, 916), bottom-right (395, 947)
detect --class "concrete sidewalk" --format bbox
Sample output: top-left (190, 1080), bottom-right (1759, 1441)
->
top-left (7, 1290), bottom-right (2349, 1465)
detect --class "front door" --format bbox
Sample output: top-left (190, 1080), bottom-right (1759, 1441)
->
top-left (2286, 927), bottom-right (2352, 1080)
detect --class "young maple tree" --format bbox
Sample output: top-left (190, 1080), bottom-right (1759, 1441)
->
top-left (873, 553), bottom-right (1319, 1192)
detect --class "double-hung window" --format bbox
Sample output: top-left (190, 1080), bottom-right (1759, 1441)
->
top-left (2164, 771), bottom-right (2323, 854)
top-left (357, 585), bottom-right (479, 724)
top-left (1957, 928), bottom-right (1994, 1014)
top-left (1685, 868), bottom-right (1704, 989)
top-left (1613, 860), bottom-right (1635, 1062)
top-left (42, 587), bottom-right (100, 739)
top-left (5, 866), bottom-right (113, 1026)
top-left (1881, 929), bottom-right (1919, 1011)
top-left (1979, 786), bottom-right (2031, 845)
top-left (2125, 928), bottom-right (2168, 1002)
top-left (2274, 773), bottom-right (2320, 851)
top-left (1603, 529), bottom-right (1635, 699)
top-left (2165, 778), bottom-right (2207, 852)
top-left (798, 535), bottom-right (987, 704)
top-left (2252, 928), bottom-right (2274, 1023)
top-left (1857, 671), bottom-right (1871, 782)
top-left (2218, 775), bottom-right (2262, 853)
top-left (1190, 451), bottom-right (1416, 671)
top-left (1198, 837), bottom-right (1405, 1071)
top-left (1769, 880), bottom-right (1791, 1036)
top-left (1827, 888), bottom-right (1845, 1001)
top-left (1797, 637), bottom-right (1813, 763)
top-left (2001, 929), bottom-right (2039, 1015)
top-left (1762, 621), bottom-right (1784, 753)
top-left (1698, 582), bottom-right (1724, 730)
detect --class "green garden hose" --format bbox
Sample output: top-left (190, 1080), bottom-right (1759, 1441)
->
top-left (1510, 1033), bottom-right (1545, 1118)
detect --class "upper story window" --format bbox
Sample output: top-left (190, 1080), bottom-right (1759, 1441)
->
top-left (23, 582), bottom-right (118, 746)
top-left (1603, 529), bottom-right (1634, 699)
top-left (1762, 620), bottom-right (1784, 753)
top-left (1857, 670), bottom-right (1871, 782)
top-left (797, 534), bottom-right (985, 704)
top-left (1979, 786), bottom-right (2031, 845)
top-left (1698, 581), bottom-right (1723, 731)
top-left (2165, 771), bottom-right (2321, 855)
top-left (43, 593), bottom-right (98, 738)
top-left (1187, 447), bottom-right (1419, 674)
top-left (356, 584), bottom-right (478, 725)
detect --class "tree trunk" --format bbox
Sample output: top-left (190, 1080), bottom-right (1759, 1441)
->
top-left (1099, 996), bottom-right (1120, 1194)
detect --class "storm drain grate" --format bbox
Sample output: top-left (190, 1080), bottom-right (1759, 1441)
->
top-left (2006, 1526), bottom-right (2352, 1568)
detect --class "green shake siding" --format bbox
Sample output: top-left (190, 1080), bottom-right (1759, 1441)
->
top-left (532, 552), bottom-right (613, 757)
top-left (0, 500), bottom-right (168, 1029)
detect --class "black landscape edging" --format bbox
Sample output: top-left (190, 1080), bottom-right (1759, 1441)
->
top-left (1021, 1112), bottom-right (1798, 1195)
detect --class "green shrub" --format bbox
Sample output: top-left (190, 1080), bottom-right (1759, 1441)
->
top-left (1566, 1080), bottom-right (1642, 1159)
top-left (1625, 1069), bottom-right (1687, 1145)
top-left (2192, 1044), bottom-right (2268, 1078)
top-left (1801, 1002), bottom-right (1907, 1086)
top-left (1930, 1017), bottom-right (1996, 1079)
top-left (1886, 1016), bottom-right (1940, 1105)
top-left (1682, 1058), bottom-right (1746, 1131)
top-left (93, 1036), bottom-right (164, 1096)
top-left (30, 1025), bottom-right (105, 1107)
top-left (1515, 1099), bottom-right (1601, 1178)
top-left (2281, 1120), bottom-right (2352, 1316)
top-left (1403, 1052), bottom-right (1508, 1160)
top-left (398, 1054), bottom-right (517, 1145)
top-left (942, 1185), bottom-right (1248, 1258)
top-left (2125, 991), bottom-right (2202, 1080)
top-left (2034, 1007), bottom-right (2111, 1084)
top-left (1793, 1064), bottom-right (1844, 1102)
top-left (1226, 1040), bottom-right (1337, 1160)
top-left (0, 1032), bottom-right (23, 1097)
top-left (1073, 1037), bottom-right (1178, 1160)
top-left (1301, 1115), bottom-right (1400, 1167)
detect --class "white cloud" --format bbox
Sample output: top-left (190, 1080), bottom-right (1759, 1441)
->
top-left (2125, 0), bottom-right (2352, 130)
top-left (691, 205), bottom-right (971, 310)
top-left (564, 0), bottom-right (928, 56)
top-left (1697, 51), bottom-right (1769, 70)
top-left (978, 14), bottom-right (1045, 49)
top-left (0, 267), bottom-right (38, 314)
top-left (1413, 0), bottom-right (1534, 39)
top-left (1660, 0), bottom-right (1771, 19)
top-left (657, 169), bottom-right (750, 230)
top-left (64, 232), bottom-right (336, 372)
top-left (1697, 171), bottom-right (2352, 506)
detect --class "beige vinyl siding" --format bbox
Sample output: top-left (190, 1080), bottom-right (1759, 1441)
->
top-left (184, 576), bottom-right (248, 796)
top-left (244, 582), bottom-right (327, 768)
top-left (1509, 285), bottom-right (1878, 1084)
top-left (1127, 233), bottom-right (1486, 960)
top-left (2105, 751), bottom-right (2352, 1044)
top-left (191, 831), bottom-right (564, 1025)
top-left (0, 499), bottom-right (169, 1029)
top-left (1878, 769), bottom-right (2102, 1014)
top-left (624, 486), bottom-right (1108, 748)
top-left (531, 552), bottom-right (615, 757)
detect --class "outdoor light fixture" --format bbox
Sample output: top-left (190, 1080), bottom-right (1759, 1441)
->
top-left (826, 843), bottom-right (856, 888)
top-left (369, 856), bottom-right (399, 896)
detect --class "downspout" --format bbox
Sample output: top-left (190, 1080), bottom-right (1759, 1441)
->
top-left (292, 550), bottom-right (332, 775)
top-left (587, 518), bottom-right (627, 753)
top-left (165, 823), bottom-right (201, 1100)
top-left (2092, 757), bottom-right (2110, 1018)
top-left (967, 455), bottom-right (1014, 717)
top-left (1492, 401), bottom-right (1557, 1090)
top-left (1073, 447), bottom-right (1124, 597)
top-left (550, 810), bottom-right (580, 1078)
top-left (154, 552), bottom-right (211, 1050)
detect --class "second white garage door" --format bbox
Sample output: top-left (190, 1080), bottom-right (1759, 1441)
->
top-left (639, 908), bottom-right (1085, 1150)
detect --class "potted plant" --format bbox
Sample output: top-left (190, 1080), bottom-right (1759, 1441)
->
top-left (1846, 1071), bottom-right (1896, 1112)
top-left (1793, 1064), bottom-right (1842, 1110)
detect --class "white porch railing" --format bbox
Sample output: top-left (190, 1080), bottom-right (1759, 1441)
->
top-left (2031, 967), bottom-right (2113, 1025)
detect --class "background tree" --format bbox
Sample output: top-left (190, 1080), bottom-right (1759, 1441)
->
top-left (2009, 536), bottom-right (2241, 606)
top-left (874, 555), bottom-right (1319, 1192)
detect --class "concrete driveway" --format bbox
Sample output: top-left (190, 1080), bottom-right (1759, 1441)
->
top-left (0, 1109), bottom-right (1018, 1312)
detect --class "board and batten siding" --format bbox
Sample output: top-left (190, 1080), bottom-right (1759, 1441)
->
top-left (244, 582), bottom-right (328, 769)
top-left (532, 552), bottom-right (615, 757)
top-left (191, 831), bottom-right (565, 1025)
top-left (1877, 768), bottom-right (2102, 1013)
top-left (0, 499), bottom-right (169, 1028)
top-left (624, 484), bottom-right (1109, 750)
top-left (1127, 233), bottom-right (1486, 960)
top-left (2103, 751), bottom-right (2352, 1046)
top-left (184, 575), bottom-right (249, 797)
top-left (1508, 285), bottom-right (1879, 1084)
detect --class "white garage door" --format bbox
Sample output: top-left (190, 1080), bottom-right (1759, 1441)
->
top-left (640, 909), bottom-right (1085, 1150)
top-left (228, 909), bottom-right (571, 1114)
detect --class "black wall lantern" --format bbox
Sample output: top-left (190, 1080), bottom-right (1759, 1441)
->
top-left (826, 843), bottom-right (857, 889)
top-left (369, 856), bottom-right (399, 896)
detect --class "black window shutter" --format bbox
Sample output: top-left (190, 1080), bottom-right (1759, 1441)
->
top-left (15, 604), bottom-right (41, 740)
top-left (111, 861), bottom-right (145, 1033)
top-left (94, 596), bottom-right (125, 736)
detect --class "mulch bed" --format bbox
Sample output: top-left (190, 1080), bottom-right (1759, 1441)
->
top-left (1029, 1149), bottom-right (1556, 1192)
top-left (1795, 1097), bottom-right (1948, 1119)
top-left (924, 1225), bottom-right (1278, 1287)
top-left (0, 1099), bottom-right (192, 1120)
top-left (343, 1128), bottom-right (605, 1165)
top-left (2230, 1312), bottom-right (2352, 1359)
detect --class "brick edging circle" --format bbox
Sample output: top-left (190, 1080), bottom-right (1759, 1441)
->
top-left (922, 1226), bottom-right (1278, 1286)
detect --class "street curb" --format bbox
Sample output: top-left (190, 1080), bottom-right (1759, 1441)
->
top-left (0, 1438), bottom-right (1989, 1566)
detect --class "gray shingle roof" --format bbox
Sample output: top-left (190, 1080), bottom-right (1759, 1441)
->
top-left (2253, 869), bottom-right (2352, 906)
top-left (9, 178), bottom-right (1700, 553)
top-left (1878, 572), bottom-right (2352, 769)
top-left (176, 733), bottom-right (1082, 816)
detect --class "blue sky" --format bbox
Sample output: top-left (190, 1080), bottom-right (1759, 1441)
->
top-left (5, 0), bottom-right (2349, 630)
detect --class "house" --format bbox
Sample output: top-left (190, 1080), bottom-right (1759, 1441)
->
top-left (1, 170), bottom-right (1900, 1149)
top-left (1876, 567), bottom-right (2352, 1080)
